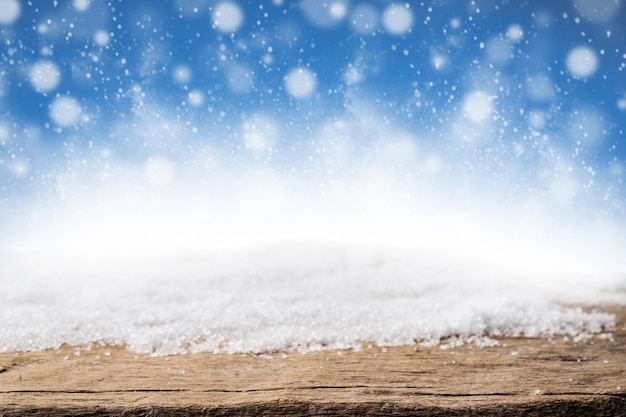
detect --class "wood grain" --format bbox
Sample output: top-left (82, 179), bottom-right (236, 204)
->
top-left (1, 305), bottom-right (625, 416)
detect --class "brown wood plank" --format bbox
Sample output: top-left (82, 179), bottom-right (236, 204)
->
top-left (1, 305), bottom-right (625, 416)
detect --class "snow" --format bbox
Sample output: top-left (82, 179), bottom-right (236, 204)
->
top-left (94, 30), bottom-right (110, 47)
top-left (0, 232), bottom-right (622, 355)
top-left (49, 96), bottom-right (81, 127)
top-left (2, 155), bottom-right (624, 355)
top-left (1, 0), bottom-right (626, 357)
top-left (29, 61), bottom-right (61, 93)
top-left (344, 66), bottom-right (364, 85)
top-left (284, 67), bottom-right (316, 99)
top-left (573, 0), bottom-right (622, 23)
top-left (462, 91), bottom-right (492, 124)
top-left (566, 46), bottom-right (599, 78)
top-left (241, 114), bottom-right (279, 153)
top-left (300, 0), bottom-right (348, 27)
top-left (212, 2), bottom-right (244, 33)
top-left (506, 24), bottom-right (524, 42)
top-left (9, 159), bottom-right (28, 177)
top-left (485, 36), bottom-right (512, 65)
top-left (226, 64), bottom-right (254, 94)
top-left (187, 90), bottom-right (204, 107)
top-left (0, 0), bottom-right (20, 25)
top-left (175, 0), bottom-right (210, 18)
top-left (430, 50), bottom-right (448, 71)
top-left (567, 107), bottom-right (605, 145)
top-left (73, 0), bottom-right (91, 13)
top-left (382, 4), bottom-right (413, 36)
top-left (172, 64), bottom-right (192, 84)
top-left (350, 4), bottom-right (378, 35)
top-left (525, 74), bottom-right (555, 101)
top-left (329, 2), bottom-right (348, 20)
top-left (527, 110), bottom-right (546, 129)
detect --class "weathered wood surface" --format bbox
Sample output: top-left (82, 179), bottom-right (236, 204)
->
top-left (1, 305), bottom-right (625, 416)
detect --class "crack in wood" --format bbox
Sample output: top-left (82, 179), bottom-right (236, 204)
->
top-left (3, 387), bottom-right (621, 397)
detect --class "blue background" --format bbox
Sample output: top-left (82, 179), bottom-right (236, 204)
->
top-left (1, 0), bottom-right (625, 235)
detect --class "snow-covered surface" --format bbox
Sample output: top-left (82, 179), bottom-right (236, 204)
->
top-left (1, 1), bottom-right (626, 356)
top-left (1, 242), bottom-right (622, 356)
top-left (2, 179), bottom-right (624, 355)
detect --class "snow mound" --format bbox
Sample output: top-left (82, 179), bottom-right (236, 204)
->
top-left (1, 243), bottom-right (622, 355)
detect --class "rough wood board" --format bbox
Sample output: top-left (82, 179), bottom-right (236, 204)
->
top-left (1, 305), bottom-right (625, 416)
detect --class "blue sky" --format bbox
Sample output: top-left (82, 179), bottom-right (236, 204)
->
top-left (1, 0), bottom-right (625, 247)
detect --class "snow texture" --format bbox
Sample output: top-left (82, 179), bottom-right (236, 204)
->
top-left (2, 170), bottom-right (625, 355)
top-left (0, 242), bottom-right (622, 355)
top-left (1, 0), bottom-right (625, 357)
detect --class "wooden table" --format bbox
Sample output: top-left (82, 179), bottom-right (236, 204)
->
top-left (1, 305), bottom-right (625, 416)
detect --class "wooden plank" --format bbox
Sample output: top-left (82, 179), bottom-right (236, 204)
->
top-left (1, 305), bottom-right (625, 416)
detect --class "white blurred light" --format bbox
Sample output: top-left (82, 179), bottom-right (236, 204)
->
top-left (10, 159), bottom-right (28, 177)
top-left (73, 0), bottom-right (90, 12)
top-left (300, 0), bottom-right (348, 28)
top-left (94, 30), bottom-right (110, 47)
top-left (430, 50), bottom-right (449, 71)
top-left (0, 0), bottom-right (21, 25)
top-left (462, 91), bottom-right (492, 124)
top-left (188, 90), bottom-right (204, 107)
top-left (50, 96), bottom-right (81, 127)
top-left (527, 110), bottom-right (546, 129)
top-left (329, 2), bottom-right (347, 20)
top-left (382, 4), bottom-right (413, 35)
top-left (344, 66), bottom-right (364, 85)
top-left (172, 64), bottom-right (192, 84)
top-left (285, 67), bottom-right (316, 99)
top-left (212, 2), bottom-right (244, 33)
top-left (29, 61), bottom-right (62, 93)
top-left (506, 24), bottom-right (524, 42)
top-left (241, 114), bottom-right (279, 153)
top-left (566, 46), bottom-right (598, 78)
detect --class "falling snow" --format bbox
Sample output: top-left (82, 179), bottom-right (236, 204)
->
top-left (0, 0), bottom-right (21, 25)
top-left (284, 67), bottom-right (316, 99)
top-left (0, 0), bottom-right (625, 355)
top-left (566, 46), bottom-right (599, 78)
top-left (49, 96), bottom-right (82, 127)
